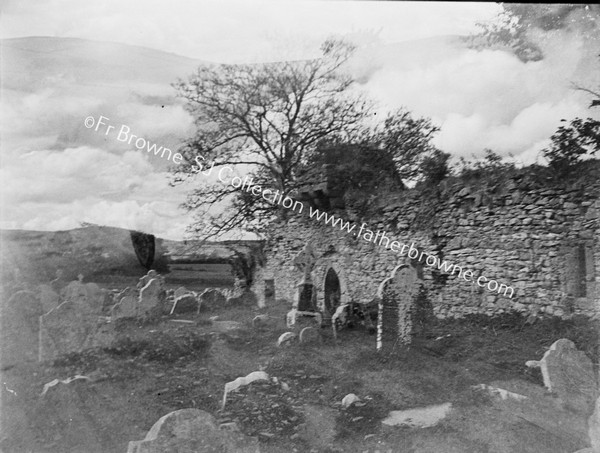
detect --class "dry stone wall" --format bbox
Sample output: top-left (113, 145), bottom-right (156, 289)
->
top-left (253, 168), bottom-right (599, 321)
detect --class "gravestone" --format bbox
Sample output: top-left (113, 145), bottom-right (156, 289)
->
top-left (264, 279), bottom-right (275, 305)
top-left (111, 294), bottom-right (138, 319)
top-left (299, 326), bottom-right (321, 345)
top-left (39, 284), bottom-right (60, 314)
top-left (296, 282), bottom-right (316, 312)
top-left (126, 409), bottom-right (259, 453)
top-left (138, 278), bottom-right (165, 319)
top-left (39, 299), bottom-right (99, 361)
top-left (377, 265), bottom-right (420, 351)
top-left (62, 281), bottom-right (106, 315)
top-left (1, 291), bottom-right (42, 367)
top-left (174, 286), bottom-right (190, 299)
top-left (199, 288), bottom-right (227, 311)
top-left (170, 294), bottom-right (198, 315)
top-left (323, 268), bottom-right (341, 317)
top-left (526, 339), bottom-right (596, 413)
top-left (137, 270), bottom-right (164, 290)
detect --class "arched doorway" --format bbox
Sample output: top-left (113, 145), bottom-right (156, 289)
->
top-left (324, 268), bottom-right (341, 317)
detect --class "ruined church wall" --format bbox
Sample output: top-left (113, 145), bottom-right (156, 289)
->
top-left (253, 171), bottom-right (600, 319)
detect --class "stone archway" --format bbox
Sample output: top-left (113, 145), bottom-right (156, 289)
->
top-left (323, 267), bottom-right (341, 317)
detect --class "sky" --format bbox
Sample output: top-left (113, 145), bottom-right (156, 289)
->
top-left (1, 1), bottom-right (599, 240)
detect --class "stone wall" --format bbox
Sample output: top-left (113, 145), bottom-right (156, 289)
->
top-left (252, 165), bottom-right (600, 320)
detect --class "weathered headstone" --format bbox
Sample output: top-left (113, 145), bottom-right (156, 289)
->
top-left (264, 279), bottom-right (275, 305)
top-left (111, 294), bottom-right (138, 319)
top-left (174, 286), bottom-right (190, 299)
top-left (199, 288), bottom-right (227, 311)
top-left (126, 409), bottom-right (260, 453)
top-left (62, 281), bottom-right (106, 315)
top-left (377, 265), bottom-right (420, 351)
top-left (526, 339), bottom-right (596, 412)
top-left (170, 294), bottom-right (198, 315)
top-left (39, 284), bottom-right (60, 314)
top-left (39, 299), bottom-right (113, 361)
top-left (138, 278), bottom-right (165, 319)
top-left (137, 270), bottom-right (164, 290)
top-left (0, 291), bottom-right (42, 366)
top-left (299, 326), bottom-right (321, 345)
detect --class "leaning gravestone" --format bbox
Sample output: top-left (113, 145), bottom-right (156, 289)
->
top-left (0, 290), bottom-right (42, 367)
top-left (174, 286), bottom-right (190, 299)
top-left (170, 293), bottom-right (198, 315)
top-left (527, 339), bottom-right (596, 413)
top-left (377, 265), bottom-right (420, 351)
top-left (126, 409), bottom-right (260, 453)
top-left (138, 278), bottom-right (165, 319)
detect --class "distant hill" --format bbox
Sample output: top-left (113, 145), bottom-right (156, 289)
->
top-left (0, 225), bottom-right (260, 288)
top-left (1, 36), bottom-right (207, 93)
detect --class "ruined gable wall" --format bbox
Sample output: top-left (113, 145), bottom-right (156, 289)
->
top-left (253, 168), bottom-right (600, 319)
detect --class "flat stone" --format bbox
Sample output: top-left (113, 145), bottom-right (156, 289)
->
top-left (382, 402), bottom-right (452, 428)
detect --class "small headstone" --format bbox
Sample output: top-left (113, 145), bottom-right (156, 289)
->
top-left (299, 327), bottom-right (321, 345)
top-left (526, 339), bottom-right (596, 412)
top-left (377, 265), bottom-right (420, 351)
top-left (170, 294), bottom-right (198, 315)
top-left (0, 291), bottom-right (42, 366)
top-left (277, 332), bottom-right (297, 347)
top-left (126, 409), bottom-right (259, 453)
top-left (199, 288), bottom-right (227, 311)
top-left (252, 314), bottom-right (269, 328)
top-left (39, 284), bottom-right (60, 314)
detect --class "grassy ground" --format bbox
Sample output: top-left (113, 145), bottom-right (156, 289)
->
top-left (1, 294), bottom-right (597, 453)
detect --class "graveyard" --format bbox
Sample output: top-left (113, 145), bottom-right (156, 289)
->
top-left (2, 4), bottom-right (600, 452)
top-left (0, 224), bottom-right (598, 453)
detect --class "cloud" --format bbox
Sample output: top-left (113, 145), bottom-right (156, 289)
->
top-left (358, 30), bottom-right (600, 163)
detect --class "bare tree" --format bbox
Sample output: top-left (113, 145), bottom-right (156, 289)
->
top-left (172, 39), bottom-right (372, 239)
